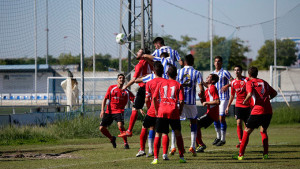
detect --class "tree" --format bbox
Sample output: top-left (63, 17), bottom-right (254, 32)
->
top-left (251, 39), bottom-right (297, 70)
top-left (191, 36), bottom-right (249, 71)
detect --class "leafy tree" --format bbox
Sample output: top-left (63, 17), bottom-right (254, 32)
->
top-left (251, 39), bottom-right (297, 70)
top-left (58, 53), bottom-right (80, 65)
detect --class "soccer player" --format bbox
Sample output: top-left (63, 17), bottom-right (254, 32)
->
top-left (233, 66), bottom-right (277, 160)
top-left (99, 74), bottom-right (135, 149)
top-left (119, 49), bottom-right (153, 137)
top-left (151, 66), bottom-right (186, 164)
top-left (211, 56), bottom-right (233, 146)
top-left (225, 65), bottom-right (250, 148)
top-left (169, 54), bottom-right (204, 156)
top-left (196, 74), bottom-right (220, 152)
top-left (136, 61), bottom-right (164, 157)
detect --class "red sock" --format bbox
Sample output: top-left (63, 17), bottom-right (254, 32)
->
top-left (128, 110), bottom-right (138, 132)
top-left (162, 135), bottom-right (169, 155)
top-left (119, 128), bottom-right (127, 144)
top-left (176, 135), bottom-right (185, 157)
top-left (237, 124), bottom-right (243, 142)
top-left (260, 132), bottom-right (269, 155)
top-left (154, 136), bottom-right (161, 159)
top-left (100, 127), bottom-right (112, 140)
top-left (239, 131), bottom-right (250, 156)
top-left (140, 128), bottom-right (148, 151)
top-left (196, 128), bottom-right (205, 146)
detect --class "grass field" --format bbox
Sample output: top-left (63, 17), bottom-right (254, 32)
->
top-left (1, 121), bottom-right (300, 169)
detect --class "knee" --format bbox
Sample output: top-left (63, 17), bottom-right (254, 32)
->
top-left (99, 126), bottom-right (104, 132)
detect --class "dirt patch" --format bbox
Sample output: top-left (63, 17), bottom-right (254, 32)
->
top-left (0, 152), bottom-right (81, 159)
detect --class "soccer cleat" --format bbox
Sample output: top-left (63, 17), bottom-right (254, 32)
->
top-left (111, 136), bottom-right (117, 148)
top-left (146, 152), bottom-right (154, 157)
top-left (212, 138), bottom-right (221, 145)
top-left (179, 157), bottom-right (186, 163)
top-left (125, 130), bottom-right (133, 137)
top-left (263, 154), bottom-right (269, 159)
top-left (232, 154), bottom-right (244, 160)
top-left (136, 150), bottom-right (146, 157)
top-left (169, 148), bottom-right (176, 155)
top-left (216, 140), bottom-right (226, 146)
top-left (162, 154), bottom-right (169, 160)
top-left (124, 143), bottom-right (130, 149)
top-left (118, 131), bottom-right (126, 137)
top-left (196, 144), bottom-right (207, 152)
top-left (189, 147), bottom-right (197, 156)
top-left (151, 159), bottom-right (158, 164)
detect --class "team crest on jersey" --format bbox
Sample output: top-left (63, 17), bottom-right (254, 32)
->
top-left (240, 81), bottom-right (244, 85)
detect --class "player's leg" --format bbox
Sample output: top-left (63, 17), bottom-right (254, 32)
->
top-left (152, 132), bottom-right (162, 164)
top-left (99, 114), bottom-right (116, 148)
top-left (162, 133), bottom-right (169, 160)
top-left (216, 100), bottom-right (228, 146)
top-left (148, 126), bottom-right (155, 157)
top-left (152, 118), bottom-right (167, 164)
top-left (196, 114), bottom-right (213, 152)
top-left (117, 121), bottom-right (129, 149)
top-left (260, 114), bottom-right (272, 159)
top-left (169, 130), bottom-right (176, 155)
top-left (170, 119), bottom-right (186, 163)
top-left (189, 118), bottom-right (197, 156)
top-left (236, 118), bottom-right (243, 147)
top-left (136, 125), bottom-right (147, 157)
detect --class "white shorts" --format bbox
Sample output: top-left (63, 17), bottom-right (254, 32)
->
top-left (219, 99), bottom-right (229, 116)
top-left (180, 104), bottom-right (198, 120)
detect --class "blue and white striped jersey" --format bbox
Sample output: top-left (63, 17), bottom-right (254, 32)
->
top-left (142, 56), bottom-right (173, 83)
top-left (177, 66), bottom-right (203, 105)
top-left (152, 46), bottom-right (180, 66)
top-left (212, 68), bottom-right (231, 100)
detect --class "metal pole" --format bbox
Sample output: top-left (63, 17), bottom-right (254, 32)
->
top-left (80, 0), bottom-right (85, 114)
top-left (119, 0), bottom-right (123, 72)
top-left (141, 0), bottom-right (145, 49)
top-left (46, 0), bottom-right (48, 65)
top-left (34, 0), bottom-right (37, 102)
top-left (210, 0), bottom-right (213, 71)
top-left (274, 0), bottom-right (277, 90)
top-left (128, 0), bottom-right (132, 78)
top-left (149, 0), bottom-right (153, 51)
top-left (93, 0), bottom-right (96, 108)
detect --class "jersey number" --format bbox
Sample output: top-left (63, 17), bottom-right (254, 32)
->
top-left (257, 82), bottom-right (265, 94)
top-left (163, 86), bottom-right (175, 99)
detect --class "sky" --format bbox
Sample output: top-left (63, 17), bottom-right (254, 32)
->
top-left (0, 0), bottom-right (299, 61)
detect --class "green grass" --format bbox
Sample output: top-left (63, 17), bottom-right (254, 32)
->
top-left (0, 123), bottom-right (300, 169)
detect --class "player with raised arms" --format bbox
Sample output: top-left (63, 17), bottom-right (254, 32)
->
top-left (233, 66), bottom-right (277, 160)
top-left (151, 65), bottom-right (186, 164)
top-left (136, 61), bottom-right (164, 157)
top-left (225, 65), bottom-right (251, 148)
top-left (99, 74), bottom-right (135, 149)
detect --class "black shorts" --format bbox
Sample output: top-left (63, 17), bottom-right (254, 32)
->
top-left (133, 87), bottom-right (145, 109)
top-left (156, 118), bottom-right (181, 134)
top-left (197, 114), bottom-right (214, 129)
top-left (143, 115), bottom-right (157, 128)
top-left (235, 107), bottom-right (251, 122)
top-left (246, 114), bottom-right (272, 129)
top-left (100, 113), bottom-right (124, 127)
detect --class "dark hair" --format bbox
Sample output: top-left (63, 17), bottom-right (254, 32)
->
top-left (234, 65), bottom-right (243, 72)
top-left (160, 52), bottom-right (169, 58)
top-left (248, 66), bottom-right (258, 78)
top-left (185, 54), bottom-right (194, 66)
top-left (144, 48), bottom-right (151, 54)
top-left (117, 73), bottom-right (125, 79)
top-left (167, 65), bottom-right (177, 79)
top-left (153, 61), bottom-right (164, 77)
top-left (210, 74), bottom-right (219, 85)
top-left (214, 56), bottom-right (223, 63)
top-left (153, 37), bottom-right (165, 45)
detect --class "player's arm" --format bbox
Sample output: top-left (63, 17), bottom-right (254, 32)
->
top-left (135, 77), bottom-right (143, 83)
top-left (179, 100), bottom-right (184, 116)
top-left (152, 84), bottom-right (160, 117)
top-left (143, 54), bottom-right (155, 61)
top-left (100, 98), bottom-right (107, 118)
top-left (269, 85), bottom-right (278, 100)
top-left (221, 72), bottom-right (233, 92)
top-left (145, 83), bottom-right (151, 109)
top-left (225, 83), bottom-right (235, 115)
top-left (203, 98), bottom-right (220, 107)
top-left (179, 85), bottom-right (185, 116)
top-left (123, 77), bottom-right (136, 90)
top-left (243, 81), bottom-right (252, 105)
top-left (243, 92), bottom-right (252, 105)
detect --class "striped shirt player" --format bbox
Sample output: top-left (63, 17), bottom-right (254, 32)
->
top-left (142, 57), bottom-right (173, 82)
top-left (212, 68), bottom-right (231, 101)
top-left (152, 46), bottom-right (180, 66)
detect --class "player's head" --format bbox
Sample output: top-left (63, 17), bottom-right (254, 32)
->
top-left (136, 48), bottom-right (151, 60)
top-left (248, 66), bottom-right (258, 78)
top-left (184, 54), bottom-right (194, 66)
top-left (214, 56), bottom-right (223, 70)
top-left (153, 61), bottom-right (164, 77)
top-left (117, 73), bottom-right (125, 85)
top-left (153, 37), bottom-right (165, 49)
top-left (206, 74), bottom-right (219, 85)
top-left (160, 52), bottom-right (169, 58)
top-left (234, 65), bottom-right (243, 77)
top-left (144, 48), bottom-right (151, 54)
top-left (167, 65), bottom-right (177, 79)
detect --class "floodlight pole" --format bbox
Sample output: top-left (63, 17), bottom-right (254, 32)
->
top-left (274, 0), bottom-right (277, 90)
top-left (46, 0), bottom-right (49, 65)
top-left (209, 0), bottom-right (213, 71)
top-left (34, 0), bottom-right (37, 102)
top-left (80, 0), bottom-right (85, 114)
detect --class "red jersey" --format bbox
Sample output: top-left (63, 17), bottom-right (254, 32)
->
top-left (231, 77), bottom-right (250, 108)
top-left (145, 77), bottom-right (165, 117)
top-left (133, 60), bottom-right (153, 87)
top-left (153, 79), bottom-right (184, 120)
top-left (246, 78), bottom-right (276, 115)
top-left (205, 84), bottom-right (219, 121)
top-left (104, 85), bottom-right (135, 114)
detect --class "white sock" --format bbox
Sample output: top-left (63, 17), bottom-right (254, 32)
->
top-left (191, 131), bottom-right (196, 148)
top-left (148, 137), bottom-right (153, 154)
top-left (215, 128), bottom-right (221, 139)
top-left (171, 130), bottom-right (176, 149)
top-left (221, 130), bottom-right (226, 142)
